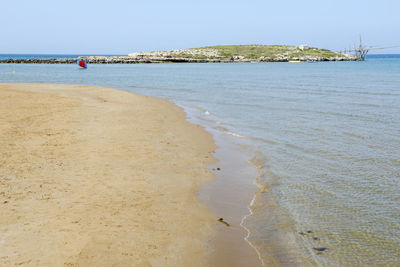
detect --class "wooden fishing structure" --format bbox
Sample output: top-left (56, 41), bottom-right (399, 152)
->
top-left (341, 36), bottom-right (400, 60)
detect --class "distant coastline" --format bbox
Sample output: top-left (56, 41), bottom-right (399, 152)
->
top-left (0, 45), bottom-right (361, 64)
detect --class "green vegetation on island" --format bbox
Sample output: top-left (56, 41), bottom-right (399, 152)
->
top-left (129, 45), bottom-right (358, 62)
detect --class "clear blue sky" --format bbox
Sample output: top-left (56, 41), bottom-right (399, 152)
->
top-left (2, 0), bottom-right (400, 54)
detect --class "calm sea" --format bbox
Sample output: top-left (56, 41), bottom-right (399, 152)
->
top-left (1, 55), bottom-right (399, 266)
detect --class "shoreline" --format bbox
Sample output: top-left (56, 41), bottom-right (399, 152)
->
top-left (194, 119), bottom-right (311, 266)
top-left (0, 83), bottom-right (217, 266)
top-left (199, 135), bottom-right (264, 267)
top-left (186, 105), bottom-right (311, 267)
top-left (185, 107), bottom-right (265, 267)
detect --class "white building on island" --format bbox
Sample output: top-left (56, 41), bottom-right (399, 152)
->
top-left (298, 44), bottom-right (310, 50)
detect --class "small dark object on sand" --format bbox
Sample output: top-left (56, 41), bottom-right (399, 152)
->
top-left (3, 201), bottom-right (8, 204)
top-left (217, 167), bottom-right (221, 171)
top-left (299, 231), bottom-right (306, 235)
top-left (313, 247), bottom-right (327, 252)
top-left (218, 218), bottom-right (230, 227)
top-left (313, 237), bottom-right (320, 241)
top-left (307, 230), bottom-right (313, 233)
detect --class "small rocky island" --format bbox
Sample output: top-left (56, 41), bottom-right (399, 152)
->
top-left (1, 45), bottom-right (360, 64)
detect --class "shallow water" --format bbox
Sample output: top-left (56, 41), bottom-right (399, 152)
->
top-left (1, 55), bottom-right (399, 266)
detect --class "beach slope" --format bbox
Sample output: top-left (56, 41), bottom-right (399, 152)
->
top-left (0, 83), bottom-right (217, 266)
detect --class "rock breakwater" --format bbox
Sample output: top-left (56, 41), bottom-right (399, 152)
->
top-left (0, 55), bottom-right (359, 64)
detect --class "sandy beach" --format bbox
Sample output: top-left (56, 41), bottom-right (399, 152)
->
top-left (0, 83), bottom-right (218, 266)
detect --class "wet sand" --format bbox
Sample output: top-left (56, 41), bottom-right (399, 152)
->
top-left (0, 83), bottom-right (217, 266)
top-left (198, 130), bottom-right (264, 267)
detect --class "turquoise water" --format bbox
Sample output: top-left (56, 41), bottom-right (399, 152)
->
top-left (1, 56), bottom-right (399, 266)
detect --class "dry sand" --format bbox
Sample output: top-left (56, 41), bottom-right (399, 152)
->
top-left (0, 83), bottom-right (218, 266)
